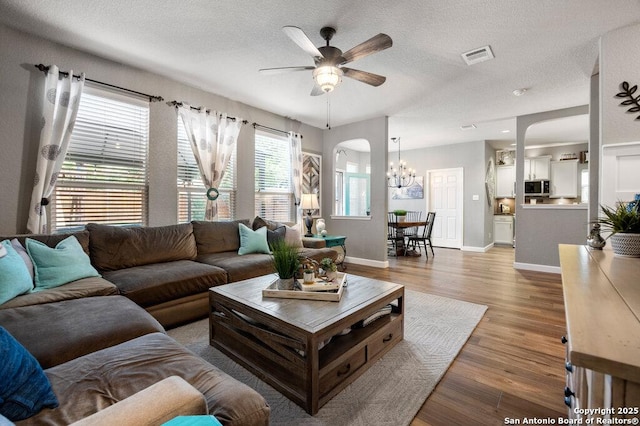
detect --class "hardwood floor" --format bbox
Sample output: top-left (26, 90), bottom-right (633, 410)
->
top-left (345, 246), bottom-right (567, 426)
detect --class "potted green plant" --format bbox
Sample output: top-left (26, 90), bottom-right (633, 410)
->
top-left (270, 239), bottom-right (300, 289)
top-left (320, 257), bottom-right (338, 281)
top-left (393, 209), bottom-right (407, 222)
top-left (594, 196), bottom-right (640, 257)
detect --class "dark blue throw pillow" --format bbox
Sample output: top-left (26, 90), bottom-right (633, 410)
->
top-left (0, 326), bottom-right (58, 421)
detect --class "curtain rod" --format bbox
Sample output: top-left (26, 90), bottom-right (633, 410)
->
top-left (252, 122), bottom-right (303, 139)
top-left (168, 101), bottom-right (247, 124)
top-left (35, 64), bottom-right (164, 102)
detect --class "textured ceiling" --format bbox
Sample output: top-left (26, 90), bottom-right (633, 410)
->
top-left (1, 0), bottom-right (639, 150)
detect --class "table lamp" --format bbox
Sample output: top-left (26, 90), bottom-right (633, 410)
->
top-left (301, 193), bottom-right (319, 237)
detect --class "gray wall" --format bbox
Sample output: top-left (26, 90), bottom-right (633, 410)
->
top-left (387, 141), bottom-right (493, 249)
top-left (514, 106), bottom-right (589, 268)
top-left (600, 23), bottom-right (640, 147)
top-left (323, 117), bottom-right (388, 263)
top-left (0, 23), bottom-right (323, 234)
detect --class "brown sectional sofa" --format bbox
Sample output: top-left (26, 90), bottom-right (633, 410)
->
top-left (0, 218), bottom-right (338, 425)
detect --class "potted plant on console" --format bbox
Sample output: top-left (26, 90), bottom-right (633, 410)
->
top-left (595, 194), bottom-right (640, 257)
top-left (270, 239), bottom-right (300, 290)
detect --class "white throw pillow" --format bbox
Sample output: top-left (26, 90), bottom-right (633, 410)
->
top-left (284, 226), bottom-right (303, 248)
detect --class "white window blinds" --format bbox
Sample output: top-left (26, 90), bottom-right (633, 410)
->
top-left (254, 130), bottom-right (293, 223)
top-left (52, 86), bottom-right (149, 231)
top-left (177, 117), bottom-right (236, 222)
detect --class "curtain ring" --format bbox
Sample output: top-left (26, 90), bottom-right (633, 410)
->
top-left (40, 198), bottom-right (50, 206)
top-left (206, 188), bottom-right (219, 201)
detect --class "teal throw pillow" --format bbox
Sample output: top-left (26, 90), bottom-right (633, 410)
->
top-left (0, 240), bottom-right (33, 305)
top-left (238, 223), bottom-right (270, 255)
top-left (26, 236), bottom-right (100, 292)
top-left (0, 326), bottom-right (59, 421)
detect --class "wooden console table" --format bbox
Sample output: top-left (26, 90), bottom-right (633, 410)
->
top-left (559, 244), bottom-right (640, 422)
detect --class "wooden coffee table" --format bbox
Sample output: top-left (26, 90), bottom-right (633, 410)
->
top-left (209, 274), bottom-right (404, 414)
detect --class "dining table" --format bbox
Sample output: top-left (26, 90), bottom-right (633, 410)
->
top-left (389, 220), bottom-right (428, 256)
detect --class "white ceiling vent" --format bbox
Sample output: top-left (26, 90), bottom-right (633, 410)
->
top-left (461, 45), bottom-right (494, 66)
top-left (460, 124), bottom-right (477, 130)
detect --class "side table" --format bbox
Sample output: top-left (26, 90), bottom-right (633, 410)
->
top-left (314, 234), bottom-right (347, 270)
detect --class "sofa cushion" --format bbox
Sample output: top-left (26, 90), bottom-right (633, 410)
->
top-left (101, 260), bottom-right (227, 308)
top-left (10, 239), bottom-right (34, 280)
top-left (0, 296), bottom-right (164, 369)
top-left (238, 224), bottom-right (270, 255)
top-left (0, 240), bottom-right (33, 305)
top-left (251, 216), bottom-right (283, 231)
top-left (0, 326), bottom-right (58, 421)
top-left (267, 226), bottom-right (286, 246)
top-left (192, 219), bottom-right (250, 255)
top-left (1, 231), bottom-right (91, 255)
top-left (26, 236), bottom-right (101, 292)
top-left (197, 252), bottom-right (275, 282)
top-left (299, 247), bottom-right (340, 264)
top-left (0, 277), bottom-right (118, 310)
top-left (21, 333), bottom-right (270, 426)
top-left (87, 223), bottom-right (197, 271)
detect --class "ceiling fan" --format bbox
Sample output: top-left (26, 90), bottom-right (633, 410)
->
top-left (260, 26), bottom-right (392, 96)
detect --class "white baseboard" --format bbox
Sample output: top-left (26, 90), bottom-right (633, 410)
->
top-left (461, 243), bottom-right (494, 253)
top-left (345, 256), bottom-right (389, 269)
top-left (513, 262), bottom-right (561, 274)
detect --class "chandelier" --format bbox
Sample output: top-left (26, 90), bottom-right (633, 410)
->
top-left (387, 137), bottom-right (416, 188)
top-left (313, 65), bottom-right (343, 93)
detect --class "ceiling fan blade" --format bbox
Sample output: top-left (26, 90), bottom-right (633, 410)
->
top-left (342, 67), bottom-right (386, 87)
top-left (282, 26), bottom-right (323, 59)
top-left (310, 84), bottom-right (325, 96)
top-left (259, 66), bottom-right (315, 75)
top-left (340, 33), bottom-right (392, 64)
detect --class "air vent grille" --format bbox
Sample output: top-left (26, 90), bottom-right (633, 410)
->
top-left (461, 45), bottom-right (494, 66)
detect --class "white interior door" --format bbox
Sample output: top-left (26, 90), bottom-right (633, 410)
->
top-left (427, 168), bottom-right (463, 249)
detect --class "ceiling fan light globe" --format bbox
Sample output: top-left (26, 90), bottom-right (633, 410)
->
top-left (313, 66), bottom-right (343, 92)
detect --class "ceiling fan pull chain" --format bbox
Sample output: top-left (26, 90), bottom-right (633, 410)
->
top-left (326, 94), bottom-right (331, 129)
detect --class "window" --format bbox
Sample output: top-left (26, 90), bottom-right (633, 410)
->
top-left (255, 131), bottom-right (293, 222)
top-left (52, 86), bottom-right (149, 231)
top-left (581, 168), bottom-right (589, 203)
top-left (177, 118), bottom-right (236, 222)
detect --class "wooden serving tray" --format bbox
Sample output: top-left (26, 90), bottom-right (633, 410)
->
top-left (262, 272), bottom-right (347, 302)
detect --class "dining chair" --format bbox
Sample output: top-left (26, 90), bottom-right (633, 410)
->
top-left (403, 211), bottom-right (421, 240)
top-left (387, 212), bottom-right (403, 256)
top-left (408, 211), bottom-right (436, 259)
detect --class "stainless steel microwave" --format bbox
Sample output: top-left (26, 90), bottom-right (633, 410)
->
top-left (524, 180), bottom-right (550, 196)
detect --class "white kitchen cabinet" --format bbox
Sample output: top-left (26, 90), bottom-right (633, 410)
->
top-left (550, 160), bottom-right (578, 198)
top-left (524, 156), bottom-right (551, 180)
top-left (495, 165), bottom-right (515, 197)
top-left (494, 215), bottom-right (514, 245)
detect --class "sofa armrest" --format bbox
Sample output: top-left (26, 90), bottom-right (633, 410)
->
top-left (301, 237), bottom-right (327, 249)
top-left (70, 376), bottom-right (207, 426)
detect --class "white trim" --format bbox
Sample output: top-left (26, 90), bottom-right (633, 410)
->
top-left (520, 204), bottom-right (587, 210)
top-left (462, 243), bottom-right (494, 252)
top-left (345, 256), bottom-right (388, 269)
top-left (330, 215), bottom-right (371, 220)
top-left (513, 262), bottom-right (561, 274)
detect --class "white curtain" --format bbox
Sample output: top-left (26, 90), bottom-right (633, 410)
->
top-left (27, 65), bottom-right (85, 233)
top-left (289, 132), bottom-right (303, 228)
top-left (177, 104), bottom-right (243, 220)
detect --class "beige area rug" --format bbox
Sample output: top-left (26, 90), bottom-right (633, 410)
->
top-left (168, 289), bottom-right (487, 426)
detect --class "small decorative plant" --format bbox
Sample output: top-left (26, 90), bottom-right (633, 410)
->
top-left (320, 257), bottom-right (337, 272)
top-left (594, 195), bottom-right (640, 257)
top-left (594, 199), bottom-right (640, 236)
top-left (270, 239), bottom-right (300, 280)
top-left (393, 209), bottom-right (407, 217)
